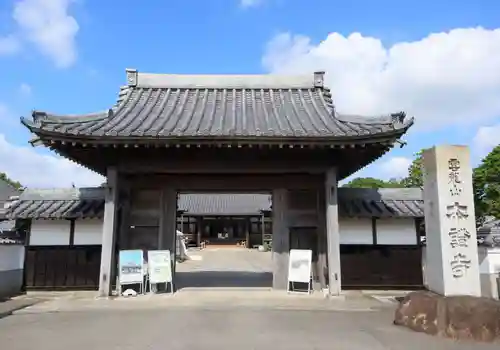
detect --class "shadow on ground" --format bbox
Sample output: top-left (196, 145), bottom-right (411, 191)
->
top-left (175, 271), bottom-right (273, 289)
top-left (0, 296), bottom-right (44, 319)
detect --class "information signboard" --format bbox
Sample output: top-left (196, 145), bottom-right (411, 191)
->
top-left (287, 249), bottom-right (312, 294)
top-left (119, 250), bottom-right (144, 285)
top-left (148, 250), bottom-right (173, 284)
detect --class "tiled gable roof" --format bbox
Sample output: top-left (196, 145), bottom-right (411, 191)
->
top-left (21, 70), bottom-right (413, 143)
top-left (6, 187), bottom-right (424, 219)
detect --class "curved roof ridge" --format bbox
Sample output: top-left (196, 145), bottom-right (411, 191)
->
top-left (338, 187), bottom-right (423, 201)
top-left (131, 71), bottom-right (319, 89)
top-left (19, 187), bottom-right (104, 201)
top-left (335, 111), bottom-right (414, 128)
top-left (20, 84), bottom-right (133, 129)
top-left (34, 109), bottom-right (111, 124)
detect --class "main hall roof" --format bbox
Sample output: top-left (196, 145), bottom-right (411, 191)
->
top-left (22, 69), bottom-right (413, 144)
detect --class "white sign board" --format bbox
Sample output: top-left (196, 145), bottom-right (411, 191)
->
top-left (119, 250), bottom-right (144, 285)
top-left (288, 249), bottom-right (312, 283)
top-left (148, 250), bottom-right (172, 284)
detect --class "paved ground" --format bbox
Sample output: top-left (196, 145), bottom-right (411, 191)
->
top-left (1, 303), bottom-right (498, 350)
top-left (0, 296), bottom-right (43, 319)
top-left (176, 247), bottom-right (273, 289)
top-left (3, 249), bottom-right (494, 349)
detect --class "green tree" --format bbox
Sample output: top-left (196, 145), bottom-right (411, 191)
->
top-left (473, 145), bottom-right (500, 224)
top-left (342, 177), bottom-right (403, 188)
top-left (401, 151), bottom-right (424, 188)
top-left (0, 172), bottom-right (22, 190)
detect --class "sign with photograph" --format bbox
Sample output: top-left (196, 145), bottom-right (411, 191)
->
top-left (287, 249), bottom-right (312, 283)
top-left (119, 250), bottom-right (144, 285)
top-left (148, 250), bottom-right (172, 284)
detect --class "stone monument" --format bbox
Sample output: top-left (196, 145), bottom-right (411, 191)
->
top-left (422, 145), bottom-right (481, 296)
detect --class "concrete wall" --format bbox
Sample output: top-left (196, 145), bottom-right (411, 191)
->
top-left (478, 247), bottom-right (500, 299)
top-left (0, 245), bottom-right (24, 298)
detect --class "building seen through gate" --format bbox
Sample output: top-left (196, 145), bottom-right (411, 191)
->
top-left (18, 69), bottom-right (415, 297)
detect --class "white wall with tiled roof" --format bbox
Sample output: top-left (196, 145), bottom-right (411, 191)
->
top-left (27, 216), bottom-right (419, 247)
top-left (74, 219), bottom-right (102, 245)
top-left (30, 219), bottom-right (70, 245)
top-left (339, 218), bottom-right (373, 244)
top-left (376, 218), bottom-right (418, 245)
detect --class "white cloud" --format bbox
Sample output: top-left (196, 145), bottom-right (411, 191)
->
top-left (19, 83), bottom-right (31, 96)
top-left (0, 0), bottom-right (79, 68)
top-left (13, 0), bottom-right (79, 68)
top-left (0, 134), bottom-right (104, 188)
top-left (473, 124), bottom-right (500, 159)
top-left (0, 35), bottom-right (21, 55)
top-left (376, 156), bottom-right (412, 179)
top-left (262, 28), bottom-right (500, 131)
top-left (240, 0), bottom-right (264, 8)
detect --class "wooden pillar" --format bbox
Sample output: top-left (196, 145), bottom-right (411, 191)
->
top-left (316, 189), bottom-right (327, 289)
top-left (118, 184), bottom-right (131, 250)
top-left (272, 188), bottom-right (289, 290)
top-left (196, 216), bottom-right (202, 247)
top-left (158, 187), bottom-right (177, 273)
top-left (98, 167), bottom-right (119, 298)
top-left (325, 168), bottom-right (341, 296)
top-left (261, 214), bottom-right (265, 246)
top-left (245, 218), bottom-right (250, 248)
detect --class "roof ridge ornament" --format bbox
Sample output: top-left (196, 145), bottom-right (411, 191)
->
top-left (314, 71), bottom-right (325, 88)
top-left (391, 111), bottom-right (406, 125)
top-left (126, 68), bottom-right (138, 86)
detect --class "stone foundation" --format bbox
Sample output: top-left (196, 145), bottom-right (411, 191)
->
top-left (394, 291), bottom-right (500, 343)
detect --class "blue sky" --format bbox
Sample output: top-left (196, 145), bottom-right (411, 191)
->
top-left (0, 0), bottom-right (500, 187)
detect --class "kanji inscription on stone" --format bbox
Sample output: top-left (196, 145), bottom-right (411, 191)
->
top-left (448, 158), bottom-right (463, 196)
top-left (448, 227), bottom-right (471, 248)
top-left (450, 253), bottom-right (472, 278)
top-left (445, 202), bottom-right (469, 220)
top-left (423, 145), bottom-right (481, 296)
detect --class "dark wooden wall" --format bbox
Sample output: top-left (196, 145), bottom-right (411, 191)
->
top-left (340, 245), bottom-right (423, 289)
top-left (22, 244), bottom-right (423, 290)
top-left (24, 246), bottom-right (102, 290)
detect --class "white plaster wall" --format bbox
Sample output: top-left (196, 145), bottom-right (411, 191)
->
top-left (30, 219), bottom-right (70, 246)
top-left (74, 219), bottom-right (102, 245)
top-left (339, 218), bottom-right (373, 244)
top-left (376, 218), bottom-right (417, 245)
top-left (479, 247), bottom-right (500, 274)
top-left (0, 245), bottom-right (24, 271)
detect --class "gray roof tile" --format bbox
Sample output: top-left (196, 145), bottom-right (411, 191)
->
top-left (178, 193), bottom-right (271, 215)
top-left (6, 187), bottom-right (423, 219)
top-left (337, 188), bottom-right (423, 218)
top-left (22, 70), bottom-right (413, 142)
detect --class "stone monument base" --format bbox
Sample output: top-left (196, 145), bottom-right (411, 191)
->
top-left (394, 291), bottom-right (500, 343)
